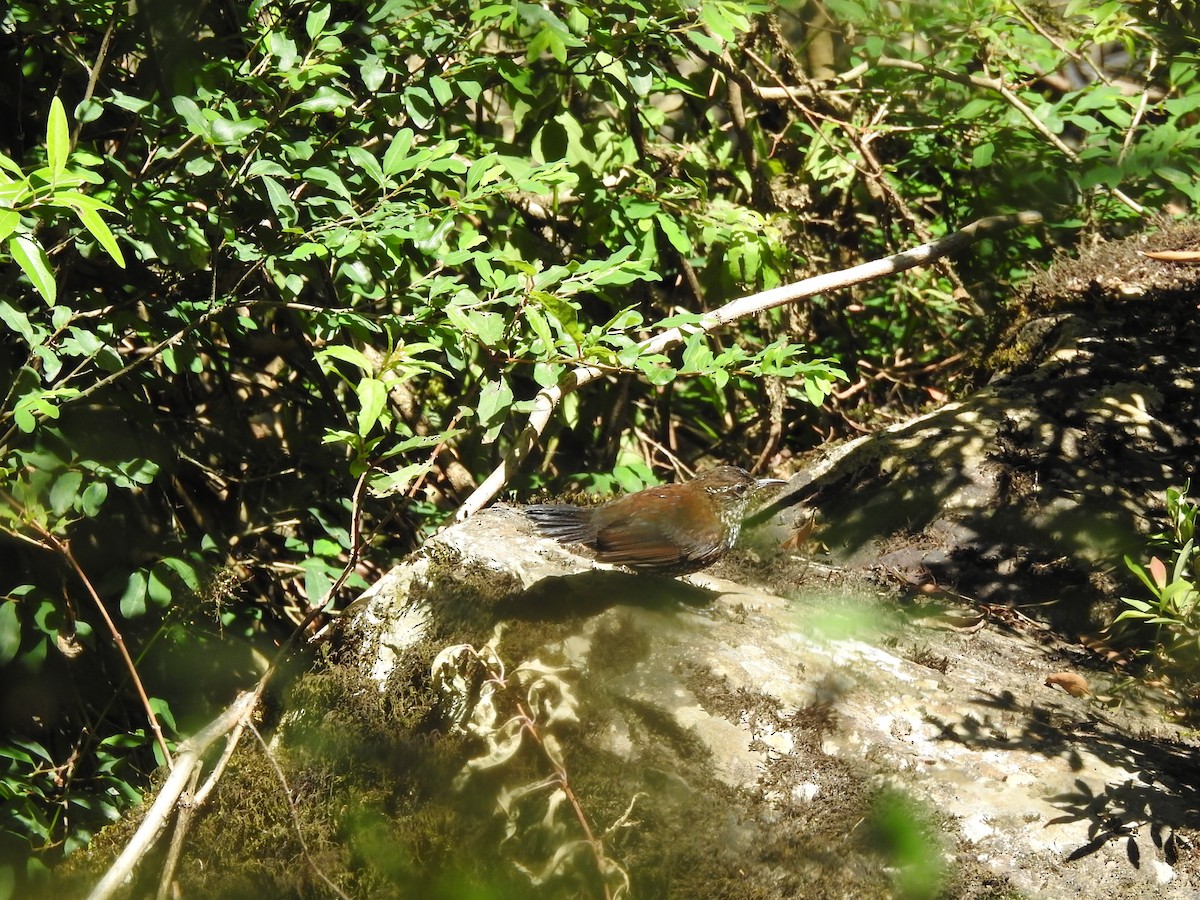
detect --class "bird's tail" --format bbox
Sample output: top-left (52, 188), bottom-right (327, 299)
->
top-left (524, 505), bottom-right (597, 544)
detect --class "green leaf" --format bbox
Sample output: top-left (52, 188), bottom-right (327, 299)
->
top-left (357, 376), bottom-right (387, 437)
top-left (699, 2), bottom-right (734, 41)
top-left (680, 332), bottom-right (713, 373)
top-left (429, 74), bottom-right (454, 106)
top-left (382, 128), bottom-right (415, 176)
top-left (688, 30), bottom-right (723, 55)
top-left (318, 344), bottom-right (373, 373)
top-left (305, 3), bottom-right (331, 40)
top-left (303, 559), bottom-right (333, 607)
top-left (8, 235), bottom-right (56, 306)
top-left (346, 146), bottom-right (385, 187)
top-left (656, 213), bottom-right (692, 255)
top-left (267, 30), bottom-right (298, 69)
top-left (49, 470), bottom-right (83, 516)
top-left (805, 376), bottom-right (832, 406)
top-left (0, 300), bottom-right (36, 343)
top-left (120, 458), bottom-right (160, 485)
top-left (531, 292), bottom-right (583, 344)
top-left (148, 697), bottom-right (177, 734)
top-left (636, 354), bottom-right (676, 385)
top-left (71, 204), bottom-right (126, 267)
top-left (260, 175), bottom-right (298, 228)
top-left (1125, 555), bottom-right (1162, 597)
top-left (0, 208), bottom-right (19, 243)
top-left (46, 96), bottom-right (70, 181)
top-left (147, 568), bottom-right (174, 607)
top-left (80, 482), bottom-right (108, 517)
top-left (171, 96), bottom-right (211, 140)
top-left (369, 462), bottom-right (431, 496)
top-left (525, 307), bottom-right (555, 353)
top-left (291, 86), bottom-right (353, 114)
top-left (210, 114), bottom-right (264, 145)
top-left (0, 150), bottom-right (24, 177)
top-left (360, 53), bottom-right (387, 92)
top-left (119, 571), bottom-right (148, 619)
top-left (303, 165), bottom-right (351, 199)
top-left (0, 601), bottom-right (20, 666)
top-left (160, 557), bottom-right (201, 592)
top-left (402, 86), bottom-right (436, 129)
top-left (477, 378), bottom-right (513, 444)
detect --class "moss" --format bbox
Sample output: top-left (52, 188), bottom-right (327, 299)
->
top-left (414, 543), bottom-right (526, 638)
top-left (170, 661), bottom-right (538, 899)
top-left (587, 613), bottom-right (651, 677)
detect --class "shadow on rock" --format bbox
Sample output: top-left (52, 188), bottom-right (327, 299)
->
top-left (496, 569), bottom-right (718, 620)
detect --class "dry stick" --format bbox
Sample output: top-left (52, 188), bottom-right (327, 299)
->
top-left (154, 763), bottom-right (202, 900)
top-left (456, 210), bottom-right (1044, 520)
top-left (70, 3), bottom-right (121, 148)
top-left (90, 470), bottom-right (372, 898)
top-left (87, 691), bottom-right (259, 900)
top-left (742, 45), bottom-right (983, 320)
top-left (151, 688), bottom-right (257, 898)
top-left (89, 597), bottom-right (347, 900)
top-left (753, 56), bottom-right (1146, 215)
top-left (1008, 0), bottom-right (1115, 89)
top-left (151, 670), bottom-right (260, 899)
top-left (1119, 48), bottom-right (1159, 165)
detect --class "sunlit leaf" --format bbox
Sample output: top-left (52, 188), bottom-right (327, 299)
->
top-left (357, 376), bottom-right (387, 437)
top-left (46, 96), bottom-right (70, 181)
top-left (8, 235), bottom-right (56, 306)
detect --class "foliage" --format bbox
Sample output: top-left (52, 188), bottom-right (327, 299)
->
top-left (0, 0), bottom-right (1199, 887)
top-left (0, 97), bottom-right (125, 309)
top-left (1113, 483), bottom-right (1200, 685)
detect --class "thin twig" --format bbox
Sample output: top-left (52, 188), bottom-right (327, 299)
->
top-left (249, 723), bottom-right (353, 900)
top-left (872, 56), bottom-right (1145, 215)
top-left (155, 763), bottom-right (202, 900)
top-left (12, 514), bottom-right (175, 770)
top-left (456, 211), bottom-right (1043, 519)
top-left (70, 4), bottom-right (122, 148)
top-left (1009, 1), bottom-right (1113, 88)
top-left (1119, 47), bottom-right (1159, 164)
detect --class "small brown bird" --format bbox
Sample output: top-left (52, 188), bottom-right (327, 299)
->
top-left (525, 465), bottom-right (779, 576)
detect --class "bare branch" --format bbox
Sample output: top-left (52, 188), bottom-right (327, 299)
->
top-left (456, 211), bottom-right (1043, 519)
top-left (87, 691), bottom-right (259, 900)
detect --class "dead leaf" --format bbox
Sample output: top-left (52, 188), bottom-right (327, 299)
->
top-left (1045, 672), bottom-right (1091, 697)
top-left (56, 631), bottom-right (84, 659)
top-left (1149, 556), bottom-right (1167, 589)
top-left (781, 512), bottom-right (816, 549)
top-left (1139, 249), bottom-right (1200, 262)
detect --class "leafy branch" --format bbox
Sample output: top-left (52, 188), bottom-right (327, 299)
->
top-left (457, 210), bottom-right (1043, 518)
top-left (0, 495), bottom-right (174, 771)
top-left (86, 468), bottom-right (377, 899)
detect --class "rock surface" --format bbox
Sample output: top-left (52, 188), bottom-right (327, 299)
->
top-left (338, 505), bottom-right (1200, 898)
top-left (751, 225), bottom-right (1200, 635)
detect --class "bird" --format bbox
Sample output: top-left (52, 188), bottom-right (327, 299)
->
top-left (524, 465), bottom-right (781, 576)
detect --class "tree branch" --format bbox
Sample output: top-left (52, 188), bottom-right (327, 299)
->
top-left (456, 210), bottom-right (1043, 519)
top-left (87, 691), bottom-right (259, 900)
